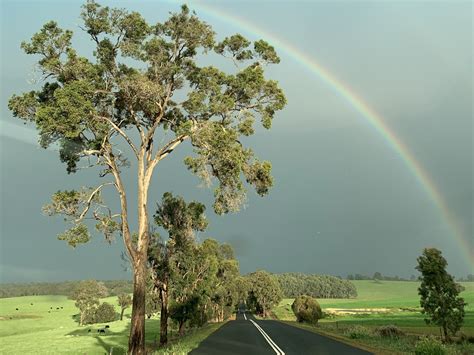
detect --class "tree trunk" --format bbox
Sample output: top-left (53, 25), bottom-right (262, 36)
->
top-left (179, 320), bottom-right (185, 336)
top-left (128, 256), bottom-right (147, 354)
top-left (128, 157), bottom-right (151, 354)
top-left (442, 323), bottom-right (449, 342)
top-left (120, 308), bottom-right (125, 321)
top-left (159, 284), bottom-right (169, 345)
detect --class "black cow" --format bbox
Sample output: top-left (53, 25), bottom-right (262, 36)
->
top-left (15, 308), bottom-right (18, 311)
top-left (98, 329), bottom-right (106, 334)
top-left (105, 325), bottom-right (110, 329)
top-left (88, 329), bottom-right (91, 333)
top-left (30, 303), bottom-right (33, 306)
top-left (50, 307), bottom-right (53, 309)
top-left (60, 307), bottom-right (63, 309)
top-left (56, 307), bottom-right (60, 310)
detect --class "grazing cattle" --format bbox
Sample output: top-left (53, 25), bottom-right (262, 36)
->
top-left (15, 308), bottom-right (18, 311)
top-left (105, 325), bottom-right (110, 329)
top-left (48, 311), bottom-right (51, 313)
top-left (56, 307), bottom-right (60, 310)
top-left (50, 307), bottom-right (53, 309)
top-left (98, 329), bottom-right (106, 334)
top-left (60, 307), bottom-right (63, 309)
top-left (88, 329), bottom-right (91, 333)
top-left (30, 303), bottom-right (33, 306)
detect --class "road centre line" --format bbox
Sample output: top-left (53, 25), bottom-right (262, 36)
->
top-left (243, 312), bottom-right (247, 320)
top-left (249, 319), bottom-right (285, 355)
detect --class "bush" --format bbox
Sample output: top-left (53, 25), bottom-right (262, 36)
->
top-left (375, 325), bottom-right (405, 338)
top-left (82, 308), bottom-right (97, 325)
top-left (414, 336), bottom-right (446, 355)
top-left (94, 302), bottom-right (116, 323)
top-left (291, 295), bottom-right (322, 324)
top-left (345, 325), bottom-right (371, 339)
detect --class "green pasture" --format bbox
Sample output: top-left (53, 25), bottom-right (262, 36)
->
top-left (0, 294), bottom-right (219, 354)
top-left (274, 281), bottom-right (474, 335)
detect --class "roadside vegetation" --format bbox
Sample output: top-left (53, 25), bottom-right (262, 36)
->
top-left (272, 250), bottom-right (474, 354)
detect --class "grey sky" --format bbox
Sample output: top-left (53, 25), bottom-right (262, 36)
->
top-left (1, 0), bottom-right (472, 282)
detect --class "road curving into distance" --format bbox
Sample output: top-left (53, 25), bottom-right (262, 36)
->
top-left (190, 310), bottom-right (372, 355)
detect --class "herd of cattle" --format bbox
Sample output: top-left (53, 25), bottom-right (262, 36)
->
top-left (12, 303), bottom-right (111, 334)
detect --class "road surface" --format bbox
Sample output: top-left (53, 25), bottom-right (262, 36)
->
top-left (190, 311), bottom-right (372, 355)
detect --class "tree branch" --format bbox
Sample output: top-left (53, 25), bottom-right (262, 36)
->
top-left (106, 150), bottom-right (136, 261)
top-left (74, 182), bottom-right (114, 223)
top-left (96, 115), bottom-right (139, 159)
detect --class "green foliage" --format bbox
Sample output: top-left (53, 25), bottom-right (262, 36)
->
top-left (57, 224), bottom-right (91, 247)
top-left (291, 295), bottom-right (322, 324)
top-left (345, 325), bottom-right (371, 339)
top-left (94, 302), bottom-right (116, 323)
top-left (246, 270), bottom-right (282, 317)
top-left (416, 248), bottom-right (466, 340)
top-left (69, 280), bottom-right (108, 325)
top-left (117, 293), bottom-right (132, 320)
top-left (154, 192), bottom-right (208, 240)
top-left (414, 336), bottom-right (446, 355)
top-left (374, 325), bottom-right (405, 338)
top-left (117, 293), bottom-right (132, 309)
top-left (276, 273), bottom-right (357, 299)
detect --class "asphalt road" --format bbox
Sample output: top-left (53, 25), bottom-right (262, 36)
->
top-left (190, 312), bottom-right (372, 355)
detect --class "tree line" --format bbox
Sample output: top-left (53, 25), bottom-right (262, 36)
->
top-left (276, 273), bottom-right (357, 299)
top-left (0, 280), bottom-right (132, 298)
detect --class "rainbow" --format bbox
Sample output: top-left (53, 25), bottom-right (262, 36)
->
top-left (186, 1), bottom-right (473, 267)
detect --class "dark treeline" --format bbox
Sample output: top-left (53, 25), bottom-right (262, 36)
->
top-left (276, 273), bottom-right (357, 299)
top-left (348, 272), bottom-right (416, 281)
top-left (0, 280), bottom-right (132, 298)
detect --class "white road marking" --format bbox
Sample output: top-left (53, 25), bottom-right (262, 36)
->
top-left (250, 319), bottom-right (285, 355)
top-left (243, 312), bottom-right (247, 320)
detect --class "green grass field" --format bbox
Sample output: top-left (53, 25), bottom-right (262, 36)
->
top-left (273, 281), bottom-right (474, 354)
top-left (0, 295), bottom-right (222, 354)
top-left (273, 281), bottom-right (474, 335)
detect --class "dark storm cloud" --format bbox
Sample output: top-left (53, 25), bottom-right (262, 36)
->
top-left (1, 0), bottom-right (472, 282)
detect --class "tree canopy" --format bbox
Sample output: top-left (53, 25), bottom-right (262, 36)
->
top-left (416, 248), bottom-right (466, 341)
top-left (8, 2), bottom-right (286, 351)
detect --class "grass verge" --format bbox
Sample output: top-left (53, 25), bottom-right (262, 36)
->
top-left (153, 322), bottom-right (226, 355)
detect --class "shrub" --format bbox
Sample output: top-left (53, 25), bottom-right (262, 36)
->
top-left (82, 308), bottom-right (96, 325)
top-left (291, 295), bottom-right (322, 324)
top-left (375, 325), bottom-right (405, 338)
top-left (94, 302), bottom-right (116, 323)
top-left (345, 325), bottom-right (371, 339)
top-left (414, 336), bottom-right (446, 355)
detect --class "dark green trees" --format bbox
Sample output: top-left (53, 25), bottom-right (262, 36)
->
top-left (276, 273), bottom-right (357, 299)
top-left (9, 1), bottom-right (285, 352)
top-left (247, 270), bottom-right (282, 317)
top-left (416, 248), bottom-right (466, 341)
top-left (69, 280), bottom-right (108, 325)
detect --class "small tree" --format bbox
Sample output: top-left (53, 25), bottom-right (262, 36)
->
top-left (416, 248), bottom-right (466, 341)
top-left (292, 295), bottom-right (322, 324)
top-left (70, 280), bottom-right (108, 326)
top-left (117, 293), bottom-right (132, 321)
